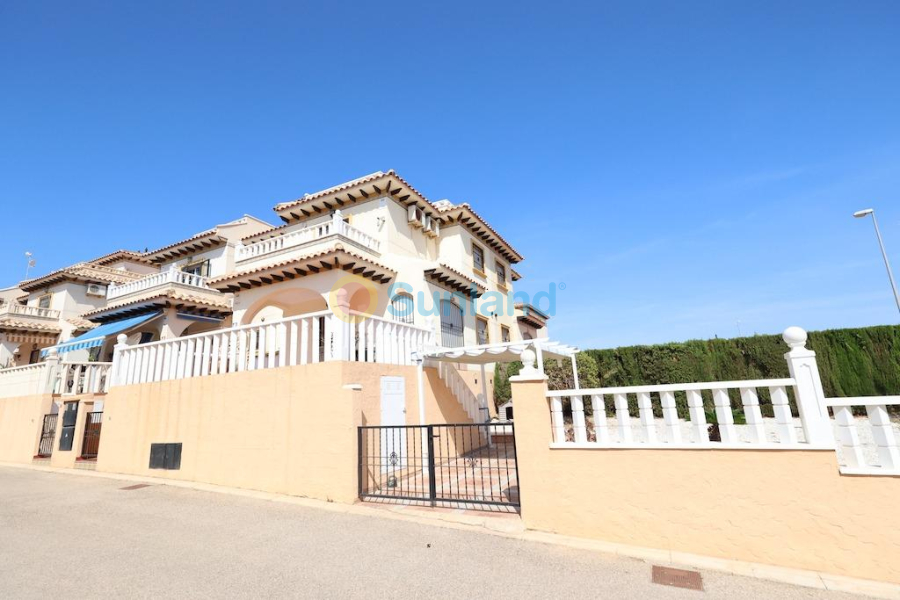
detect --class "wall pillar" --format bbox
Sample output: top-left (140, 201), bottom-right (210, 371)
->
top-left (782, 327), bottom-right (834, 447)
top-left (509, 348), bottom-right (550, 522)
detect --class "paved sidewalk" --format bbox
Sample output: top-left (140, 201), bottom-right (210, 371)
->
top-left (0, 467), bottom-right (870, 599)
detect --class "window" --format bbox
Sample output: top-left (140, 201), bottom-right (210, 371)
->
top-left (391, 294), bottom-right (414, 324)
top-left (440, 300), bottom-right (464, 348)
top-left (523, 331), bottom-right (534, 340)
top-left (501, 325), bottom-right (510, 343)
top-left (476, 317), bottom-right (490, 345)
top-left (138, 332), bottom-right (155, 345)
top-left (496, 262), bottom-right (507, 285)
top-left (38, 295), bottom-right (51, 309)
top-left (472, 243), bottom-right (485, 274)
top-left (182, 260), bottom-right (210, 278)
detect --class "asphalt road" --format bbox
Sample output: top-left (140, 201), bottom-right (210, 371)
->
top-left (0, 467), bottom-right (865, 599)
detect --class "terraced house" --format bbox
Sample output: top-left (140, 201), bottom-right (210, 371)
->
top-left (1, 171), bottom-right (898, 595)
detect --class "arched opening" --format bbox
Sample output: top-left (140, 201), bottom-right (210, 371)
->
top-left (242, 287), bottom-right (328, 325)
top-left (390, 293), bottom-right (414, 324)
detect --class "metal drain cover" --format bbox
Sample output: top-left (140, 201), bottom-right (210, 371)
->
top-left (120, 484), bottom-right (152, 491)
top-left (651, 565), bottom-right (703, 591)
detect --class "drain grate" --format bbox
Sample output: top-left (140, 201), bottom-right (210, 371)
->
top-left (120, 484), bottom-right (152, 491)
top-left (651, 565), bottom-right (703, 591)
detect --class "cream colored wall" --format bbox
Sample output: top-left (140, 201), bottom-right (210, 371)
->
top-left (0, 394), bottom-right (53, 463)
top-left (511, 377), bottom-right (900, 585)
top-left (103, 259), bottom-right (158, 275)
top-left (97, 362), bottom-right (360, 503)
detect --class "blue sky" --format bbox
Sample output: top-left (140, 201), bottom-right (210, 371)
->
top-left (1, 1), bottom-right (898, 349)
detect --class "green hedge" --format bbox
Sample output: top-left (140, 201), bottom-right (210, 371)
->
top-left (494, 325), bottom-right (900, 412)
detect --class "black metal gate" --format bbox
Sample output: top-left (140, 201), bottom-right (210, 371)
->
top-left (358, 423), bottom-right (519, 509)
top-left (80, 412), bottom-right (103, 459)
top-left (37, 414), bottom-right (57, 457)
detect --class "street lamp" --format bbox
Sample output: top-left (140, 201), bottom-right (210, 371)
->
top-left (854, 208), bottom-right (900, 315)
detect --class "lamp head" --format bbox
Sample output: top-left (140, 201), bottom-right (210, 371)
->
top-left (853, 209), bottom-right (874, 218)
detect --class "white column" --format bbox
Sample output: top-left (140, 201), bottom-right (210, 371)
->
top-left (782, 327), bottom-right (834, 447)
top-left (41, 348), bottom-right (61, 394)
top-left (110, 334), bottom-right (130, 387)
top-left (479, 363), bottom-right (490, 423)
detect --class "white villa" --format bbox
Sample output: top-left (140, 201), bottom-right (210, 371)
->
top-left (0, 171), bottom-right (549, 370)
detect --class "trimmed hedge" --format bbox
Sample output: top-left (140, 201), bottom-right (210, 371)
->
top-left (494, 325), bottom-right (900, 411)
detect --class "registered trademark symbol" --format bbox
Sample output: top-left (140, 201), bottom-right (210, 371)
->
top-left (559, 282), bottom-right (566, 290)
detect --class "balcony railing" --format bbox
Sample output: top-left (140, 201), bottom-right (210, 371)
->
top-left (236, 211), bottom-right (381, 264)
top-left (55, 362), bottom-right (113, 396)
top-left (0, 303), bottom-right (60, 320)
top-left (107, 269), bottom-right (211, 300)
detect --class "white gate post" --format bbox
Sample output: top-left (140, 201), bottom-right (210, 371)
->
top-left (111, 334), bottom-right (130, 387)
top-left (782, 326), bottom-right (833, 446)
top-left (41, 348), bottom-right (61, 395)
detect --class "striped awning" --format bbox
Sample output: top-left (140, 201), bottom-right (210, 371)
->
top-left (42, 312), bottom-right (161, 356)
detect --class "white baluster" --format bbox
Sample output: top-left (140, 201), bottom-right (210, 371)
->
top-left (740, 387), bottom-right (766, 443)
top-left (210, 335), bottom-right (220, 376)
top-left (866, 404), bottom-right (900, 469)
top-left (834, 406), bottom-right (865, 468)
top-left (550, 396), bottom-right (565, 443)
top-left (614, 393), bottom-right (632, 443)
top-left (770, 386), bottom-right (797, 444)
top-left (590, 394), bottom-right (609, 444)
top-left (713, 388), bottom-right (737, 444)
top-left (636, 392), bottom-right (657, 443)
top-left (571, 394), bottom-right (587, 443)
top-left (201, 336), bottom-right (212, 376)
top-left (686, 390), bottom-right (709, 444)
top-left (300, 318), bottom-right (309, 365)
top-left (237, 330), bottom-right (248, 371)
top-left (312, 316), bottom-right (321, 363)
top-left (288, 321), bottom-right (298, 366)
top-left (248, 329), bottom-right (258, 371)
top-left (659, 391), bottom-right (682, 444)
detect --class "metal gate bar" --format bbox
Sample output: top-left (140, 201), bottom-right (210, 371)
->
top-left (80, 412), bottom-right (103, 459)
top-left (37, 414), bottom-right (57, 457)
top-left (358, 422), bottom-right (519, 508)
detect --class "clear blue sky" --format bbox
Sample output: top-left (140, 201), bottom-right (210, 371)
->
top-left (1, 1), bottom-right (898, 349)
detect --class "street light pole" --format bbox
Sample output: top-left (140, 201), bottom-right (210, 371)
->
top-left (854, 208), bottom-right (900, 315)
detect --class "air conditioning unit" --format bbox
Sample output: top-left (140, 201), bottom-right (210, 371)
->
top-left (423, 216), bottom-right (440, 238)
top-left (408, 205), bottom-right (425, 228)
top-left (86, 283), bottom-right (106, 297)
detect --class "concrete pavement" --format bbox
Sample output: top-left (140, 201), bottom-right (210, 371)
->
top-left (0, 467), bottom-right (872, 599)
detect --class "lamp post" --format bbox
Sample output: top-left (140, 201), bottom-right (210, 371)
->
top-left (854, 208), bottom-right (900, 315)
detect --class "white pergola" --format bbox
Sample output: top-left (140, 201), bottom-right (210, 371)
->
top-left (414, 339), bottom-right (581, 425)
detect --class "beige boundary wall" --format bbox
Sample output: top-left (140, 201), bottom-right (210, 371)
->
top-left (93, 362), bottom-right (474, 504)
top-left (510, 375), bottom-right (900, 585)
top-left (0, 393), bottom-right (53, 463)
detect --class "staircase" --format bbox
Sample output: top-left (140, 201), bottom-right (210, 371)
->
top-left (435, 361), bottom-right (488, 423)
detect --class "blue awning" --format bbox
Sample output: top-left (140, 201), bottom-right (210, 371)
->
top-left (42, 312), bottom-right (162, 357)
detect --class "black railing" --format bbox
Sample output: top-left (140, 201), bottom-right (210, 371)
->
top-left (359, 423), bottom-right (519, 509)
top-left (37, 414), bottom-right (57, 457)
top-left (80, 412), bottom-right (103, 459)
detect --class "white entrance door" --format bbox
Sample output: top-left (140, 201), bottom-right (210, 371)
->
top-left (380, 377), bottom-right (406, 473)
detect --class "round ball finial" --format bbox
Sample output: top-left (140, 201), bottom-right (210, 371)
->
top-left (782, 326), bottom-right (807, 349)
top-left (520, 348), bottom-right (537, 372)
top-left (116, 334), bottom-right (128, 345)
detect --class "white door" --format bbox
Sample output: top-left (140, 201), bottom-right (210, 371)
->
top-left (380, 377), bottom-right (406, 473)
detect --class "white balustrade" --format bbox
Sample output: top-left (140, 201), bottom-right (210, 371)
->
top-left (0, 303), bottom-right (60, 320)
top-left (235, 211), bottom-right (381, 264)
top-left (112, 310), bottom-right (433, 386)
top-left (548, 379), bottom-right (802, 447)
top-left (0, 363), bottom-right (54, 399)
top-left (437, 361), bottom-right (482, 422)
top-left (56, 362), bottom-right (112, 396)
top-left (107, 269), bottom-right (211, 300)
top-left (825, 397), bottom-right (900, 474)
